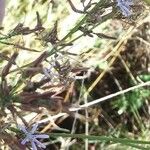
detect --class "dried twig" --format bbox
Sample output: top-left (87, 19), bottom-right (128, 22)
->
top-left (69, 81), bottom-right (150, 111)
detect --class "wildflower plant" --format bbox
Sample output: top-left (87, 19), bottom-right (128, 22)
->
top-left (42, 53), bottom-right (73, 85)
top-left (18, 123), bottom-right (49, 150)
top-left (0, 0), bottom-right (148, 149)
top-left (116, 0), bottom-right (134, 17)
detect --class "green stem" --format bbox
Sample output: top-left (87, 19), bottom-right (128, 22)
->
top-left (49, 133), bottom-right (150, 145)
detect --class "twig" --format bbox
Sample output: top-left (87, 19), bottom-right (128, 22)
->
top-left (0, 41), bottom-right (40, 52)
top-left (67, 0), bottom-right (85, 14)
top-left (69, 81), bottom-right (150, 111)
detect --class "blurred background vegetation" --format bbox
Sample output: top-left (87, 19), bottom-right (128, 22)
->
top-left (0, 0), bottom-right (150, 150)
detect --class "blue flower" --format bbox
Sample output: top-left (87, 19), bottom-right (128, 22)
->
top-left (18, 123), bottom-right (49, 150)
top-left (117, 0), bottom-right (133, 17)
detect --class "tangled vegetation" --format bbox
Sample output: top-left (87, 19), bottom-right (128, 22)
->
top-left (0, 0), bottom-right (150, 149)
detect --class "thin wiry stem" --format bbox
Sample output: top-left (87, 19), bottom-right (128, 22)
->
top-left (0, 41), bottom-right (40, 52)
top-left (69, 81), bottom-right (150, 111)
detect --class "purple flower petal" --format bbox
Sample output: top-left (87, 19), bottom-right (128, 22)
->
top-left (34, 134), bottom-right (49, 139)
top-left (34, 138), bottom-right (46, 148)
top-left (31, 123), bottom-right (38, 134)
top-left (21, 137), bottom-right (29, 145)
top-left (31, 141), bottom-right (37, 150)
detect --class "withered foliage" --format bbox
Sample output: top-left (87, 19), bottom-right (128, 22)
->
top-left (0, 0), bottom-right (148, 149)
